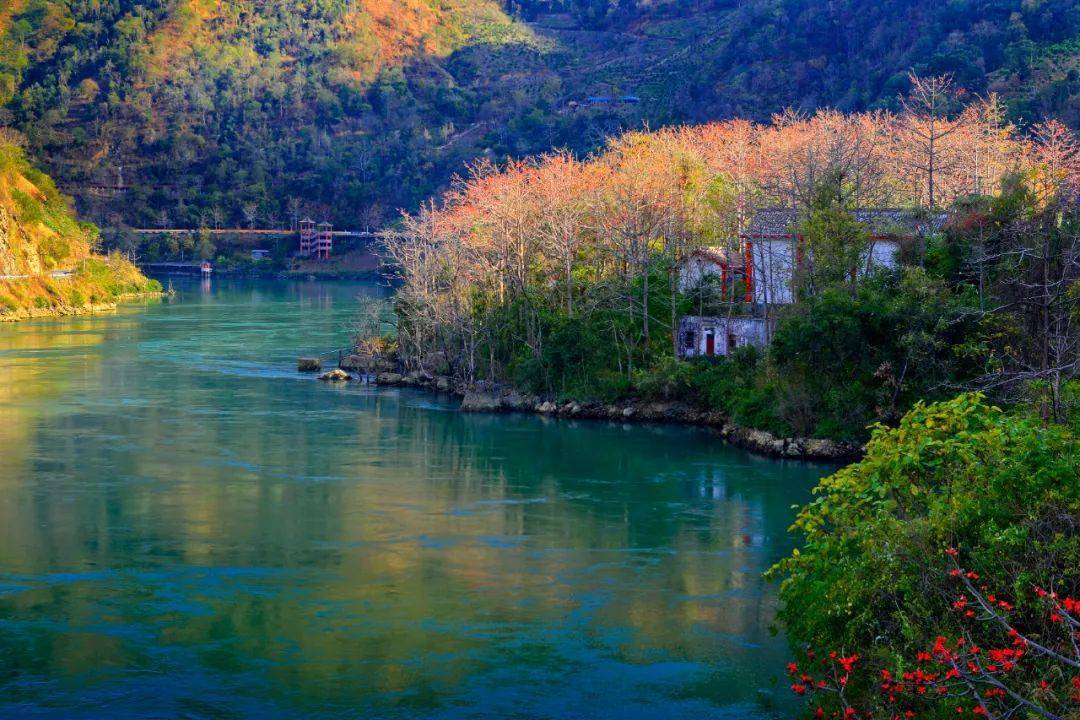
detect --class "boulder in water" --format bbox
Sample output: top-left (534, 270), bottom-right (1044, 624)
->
top-left (319, 368), bottom-right (352, 382)
top-left (461, 391), bottom-right (503, 412)
top-left (297, 357), bottom-right (321, 372)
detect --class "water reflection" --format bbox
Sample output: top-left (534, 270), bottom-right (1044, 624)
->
top-left (0, 278), bottom-right (830, 719)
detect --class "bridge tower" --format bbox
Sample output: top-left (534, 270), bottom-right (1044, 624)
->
top-left (316, 222), bottom-right (333, 260)
top-left (299, 218), bottom-right (316, 256)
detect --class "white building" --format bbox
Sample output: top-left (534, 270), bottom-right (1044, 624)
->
top-left (678, 315), bottom-right (772, 358)
top-left (678, 247), bottom-right (736, 293)
top-left (741, 207), bottom-right (943, 306)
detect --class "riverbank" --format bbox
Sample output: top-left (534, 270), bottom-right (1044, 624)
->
top-left (0, 258), bottom-right (164, 323)
top-left (0, 293), bottom-right (160, 322)
top-left (343, 360), bottom-right (860, 461)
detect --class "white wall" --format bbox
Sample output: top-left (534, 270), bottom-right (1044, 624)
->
top-left (678, 255), bottom-right (724, 293)
top-left (864, 239), bottom-right (900, 273)
top-left (750, 238), bottom-right (796, 305)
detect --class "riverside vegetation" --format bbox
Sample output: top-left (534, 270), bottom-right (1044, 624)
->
top-left (376, 80), bottom-right (1079, 445)
top-left (0, 136), bottom-right (160, 320)
top-left (769, 394), bottom-right (1079, 719)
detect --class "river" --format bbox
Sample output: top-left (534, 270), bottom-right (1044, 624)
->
top-left (0, 277), bottom-right (831, 719)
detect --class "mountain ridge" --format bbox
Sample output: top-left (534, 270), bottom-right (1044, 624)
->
top-left (1, 0), bottom-right (1076, 232)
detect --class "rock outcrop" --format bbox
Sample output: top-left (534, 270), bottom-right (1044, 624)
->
top-left (297, 357), bottom-right (321, 372)
top-left (369, 371), bottom-right (861, 461)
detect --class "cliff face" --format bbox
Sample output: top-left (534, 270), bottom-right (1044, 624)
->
top-left (0, 205), bottom-right (21, 276)
top-left (0, 142), bottom-right (93, 277)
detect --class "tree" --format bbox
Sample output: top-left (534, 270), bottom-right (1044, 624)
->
top-left (960, 178), bottom-right (1079, 423)
top-left (796, 176), bottom-right (873, 296)
top-left (195, 227), bottom-right (215, 260)
top-left (899, 73), bottom-right (965, 209)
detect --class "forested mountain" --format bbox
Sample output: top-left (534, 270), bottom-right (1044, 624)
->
top-left (1, 0), bottom-right (1077, 231)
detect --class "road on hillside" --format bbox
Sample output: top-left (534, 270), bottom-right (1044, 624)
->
top-left (0, 270), bottom-right (74, 281)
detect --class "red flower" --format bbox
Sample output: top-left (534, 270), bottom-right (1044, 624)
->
top-left (791, 683), bottom-right (807, 696)
top-left (838, 654), bottom-right (860, 673)
top-left (945, 548), bottom-right (959, 557)
top-left (787, 662), bottom-right (799, 675)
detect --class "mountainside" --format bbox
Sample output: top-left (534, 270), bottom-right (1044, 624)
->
top-left (1, 0), bottom-right (1077, 232)
top-left (0, 135), bottom-right (94, 276)
top-left (0, 137), bottom-right (159, 319)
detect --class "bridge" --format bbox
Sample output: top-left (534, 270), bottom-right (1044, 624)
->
top-left (138, 262), bottom-right (209, 275)
top-left (130, 228), bottom-right (379, 239)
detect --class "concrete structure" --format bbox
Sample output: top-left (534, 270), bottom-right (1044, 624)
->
top-left (678, 315), bottom-right (772, 358)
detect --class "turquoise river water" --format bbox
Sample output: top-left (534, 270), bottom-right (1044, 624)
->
top-left (0, 277), bottom-right (832, 719)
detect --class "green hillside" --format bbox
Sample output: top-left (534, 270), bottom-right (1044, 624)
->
top-left (1, 0), bottom-right (1077, 232)
top-left (0, 137), bottom-right (159, 319)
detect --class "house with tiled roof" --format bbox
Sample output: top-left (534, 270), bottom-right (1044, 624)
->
top-left (677, 207), bottom-right (948, 359)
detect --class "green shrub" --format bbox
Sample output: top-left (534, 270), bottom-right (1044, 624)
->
top-left (768, 393), bottom-right (1078, 708)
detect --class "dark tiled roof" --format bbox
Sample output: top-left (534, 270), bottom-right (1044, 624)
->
top-left (743, 207), bottom-right (948, 237)
top-left (683, 246), bottom-right (737, 265)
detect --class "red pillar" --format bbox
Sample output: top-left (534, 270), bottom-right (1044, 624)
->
top-left (743, 238), bottom-right (753, 304)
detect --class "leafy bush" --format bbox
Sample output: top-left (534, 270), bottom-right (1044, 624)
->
top-left (769, 268), bottom-right (978, 440)
top-left (768, 393), bottom-right (1079, 714)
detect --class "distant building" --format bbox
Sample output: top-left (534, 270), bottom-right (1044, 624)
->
top-left (677, 207), bottom-right (947, 359)
top-left (678, 316), bottom-right (772, 358)
top-left (680, 207), bottom-right (947, 306)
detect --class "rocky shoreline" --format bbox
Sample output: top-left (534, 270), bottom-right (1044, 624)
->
top-left (344, 361), bottom-right (861, 462)
top-left (0, 292), bottom-right (163, 323)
